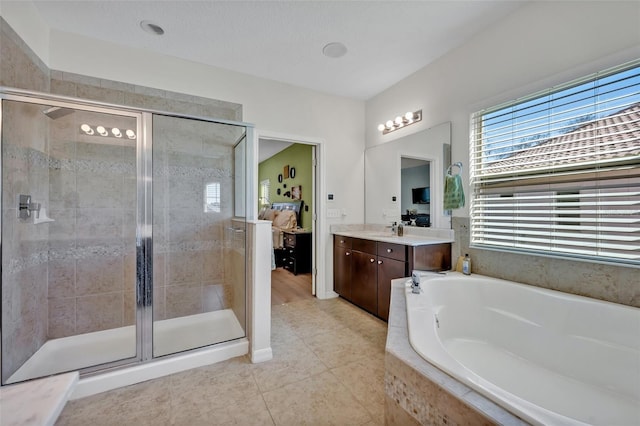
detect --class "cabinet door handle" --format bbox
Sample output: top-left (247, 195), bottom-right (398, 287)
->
top-left (378, 260), bottom-right (383, 265)
top-left (387, 248), bottom-right (392, 253)
top-left (340, 239), bottom-right (345, 243)
top-left (346, 252), bottom-right (351, 256)
top-left (370, 258), bottom-right (375, 263)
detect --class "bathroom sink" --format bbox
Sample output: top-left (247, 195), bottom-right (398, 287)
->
top-left (363, 232), bottom-right (398, 238)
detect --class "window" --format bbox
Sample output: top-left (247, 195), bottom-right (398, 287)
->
top-left (259, 179), bottom-right (270, 207)
top-left (205, 182), bottom-right (221, 213)
top-left (470, 60), bottom-right (640, 265)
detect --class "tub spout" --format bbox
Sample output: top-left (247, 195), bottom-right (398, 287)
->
top-left (411, 271), bottom-right (421, 294)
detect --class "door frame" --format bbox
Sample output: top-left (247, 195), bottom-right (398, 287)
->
top-left (254, 130), bottom-right (325, 297)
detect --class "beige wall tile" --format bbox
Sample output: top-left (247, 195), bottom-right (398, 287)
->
top-left (48, 297), bottom-right (76, 338)
top-left (76, 293), bottom-right (124, 333)
top-left (165, 285), bottom-right (202, 319)
top-left (76, 255), bottom-right (124, 296)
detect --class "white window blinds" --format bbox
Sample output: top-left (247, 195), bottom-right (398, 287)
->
top-left (470, 60), bottom-right (640, 265)
top-left (259, 179), bottom-right (270, 207)
top-left (205, 182), bottom-right (221, 213)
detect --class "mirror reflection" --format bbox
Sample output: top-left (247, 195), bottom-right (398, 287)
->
top-left (364, 121), bottom-right (451, 229)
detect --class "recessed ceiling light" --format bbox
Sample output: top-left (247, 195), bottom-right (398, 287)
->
top-left (140, 20), bottom-right (165, 36)
top-left (322, 42), bottom-right (347, 58)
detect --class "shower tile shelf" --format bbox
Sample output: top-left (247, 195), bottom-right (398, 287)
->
top-left (0, 371), bottom-right (78, 426)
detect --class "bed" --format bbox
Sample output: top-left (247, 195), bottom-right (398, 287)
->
top-left (258, 201), bottom-right (304, 268)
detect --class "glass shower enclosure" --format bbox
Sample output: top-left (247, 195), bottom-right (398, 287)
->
top-left (0, 90), bottom-right (248, 384)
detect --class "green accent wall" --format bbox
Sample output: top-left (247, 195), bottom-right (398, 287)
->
top-left (258, 144), bottom-right (313, 230)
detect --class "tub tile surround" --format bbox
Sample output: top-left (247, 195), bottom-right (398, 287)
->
top-left (452, 217), bottom-right (639, 308)
top-left (385, 280), bottom-right (528, 426)
top-left (56, 297), bottom-right (388, 425)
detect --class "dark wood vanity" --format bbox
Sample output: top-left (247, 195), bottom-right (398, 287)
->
top-left (333, 234), bottom-right (451, 321)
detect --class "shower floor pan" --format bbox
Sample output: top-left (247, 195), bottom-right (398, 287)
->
top-left (7, 309), bottom-right (244, 384)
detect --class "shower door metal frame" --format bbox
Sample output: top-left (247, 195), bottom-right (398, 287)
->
top-left (1, 87), bottom-right (254, 384)
top-left (0, 90), bottom-right (146, 380)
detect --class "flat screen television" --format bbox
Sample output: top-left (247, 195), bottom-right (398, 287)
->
top-left (412, 187), bottom-right (430, 204)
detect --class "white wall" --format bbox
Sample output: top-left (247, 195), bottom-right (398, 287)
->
top-left (365, 0), bottom-right (640, 218)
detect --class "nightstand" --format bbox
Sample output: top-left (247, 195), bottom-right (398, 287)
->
top-left (283, 230), bottom-right (312, 275)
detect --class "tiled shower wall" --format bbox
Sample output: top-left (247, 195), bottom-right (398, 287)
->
top-left (1, 17), bottom-right (244, 379)
top-left (1, 101), bottom-right (51, 380)
top-left (1, 18), bottom-right (52, 380)
top-left (453, 217), bottom-right (639, 308)
top-left (46, 110), bottom-right (138, 338)
top-left (152, 115), bottom-right (242, 321)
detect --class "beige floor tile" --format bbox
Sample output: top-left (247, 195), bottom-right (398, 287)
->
top-left (252, 346), bottom-right (327, 392)
top-left (330, 356), bottom-right (386, 421)
top-left (169, 369), bottom-right (261, 410)
top-left (169, 394), bottom-right (274, 425)
top-left (302, 326), bottom-right (378, 369)
top-left (56, 297), bottom-right (389, 426)
top-left (262, 371), bottom-right (373, 425)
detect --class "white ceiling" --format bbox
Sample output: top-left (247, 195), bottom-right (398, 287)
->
top-left (30, 0), bottom-right (527, 100)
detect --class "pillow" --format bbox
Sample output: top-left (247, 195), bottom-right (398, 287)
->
top-left (263, 209), bottom-right (279, 222)
top-left (272, 209), bottom-right (297, 229)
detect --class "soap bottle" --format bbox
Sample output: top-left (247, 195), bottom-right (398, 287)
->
top-left (462, 253), bottom-right (471, 275)
top-left (397, 222), bottom-right (404, 236)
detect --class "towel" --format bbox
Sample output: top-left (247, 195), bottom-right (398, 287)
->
top-left (443, 174), bottom-right (465, 209)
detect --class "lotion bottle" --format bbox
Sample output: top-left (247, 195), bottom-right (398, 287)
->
top-left (462, 253), bottom-right (471, 275)
top-left (397, 222), bottom-right (404, 236)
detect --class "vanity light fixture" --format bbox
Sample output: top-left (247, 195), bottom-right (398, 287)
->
top-left (80, 124), bottom-right (136, 139)
top-left (80, 123), bottom-right (94, 135)
top-left (377, 109), bottom-right (422, 135)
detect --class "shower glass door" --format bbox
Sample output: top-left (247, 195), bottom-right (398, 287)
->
top-left (151, 114), bottom-right (246, 357)
top-left (1, 96), bottom-right (142, 384)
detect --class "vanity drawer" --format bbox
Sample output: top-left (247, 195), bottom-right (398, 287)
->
top-left (334, 235), bottom-right (352, 249)
top-left (352, 238), bottom-right (377, 254)
top-left (377, 242), bottom-right (407, 261)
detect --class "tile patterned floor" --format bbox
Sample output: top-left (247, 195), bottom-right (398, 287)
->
top-left (56, 297), bottom-right (387, 425)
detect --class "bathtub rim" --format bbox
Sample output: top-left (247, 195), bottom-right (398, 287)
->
top-left (386, 278), bottom-right (527, 425)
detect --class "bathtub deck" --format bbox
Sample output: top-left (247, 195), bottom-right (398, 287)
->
top-left (7, 309), bottom-right (244, 384)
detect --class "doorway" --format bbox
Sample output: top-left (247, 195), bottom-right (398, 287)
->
top-left (400, 157), bottom-right (432, 227)
top-left (257, 138), bottom-right (317, 305)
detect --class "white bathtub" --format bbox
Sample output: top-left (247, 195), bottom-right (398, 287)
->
top-left (405, 272), bottom-right (640, 426)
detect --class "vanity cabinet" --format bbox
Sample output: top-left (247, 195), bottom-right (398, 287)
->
top-left (333, 235), bottom-right (451, 321)
top-left (351, 238), bottom-right (379, 315)
top-left (333, 237), bottom-right (352, 300)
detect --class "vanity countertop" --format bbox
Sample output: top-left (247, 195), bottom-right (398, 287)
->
top-left (332, 230), bottom-right (453, 246)
top-left (0, 371), bottom-right (78, 426)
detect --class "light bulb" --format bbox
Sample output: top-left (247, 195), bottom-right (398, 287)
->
top-left (386, 120), bottom-right (394, 129)
top-left (80, 124), bottom-right (93, 135)
top-left (96, 126), bottom-right (108, 136)
top-left (395, 116), bottom-right (403, 126)
top-left (112, 128), bottom-right (122, 138)
top-left (377, 123), bottom-right (385, 132)
top-left (126, 129), bottom-right (136, 139)
top-left (405, 111), bottom-right (414, 121)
